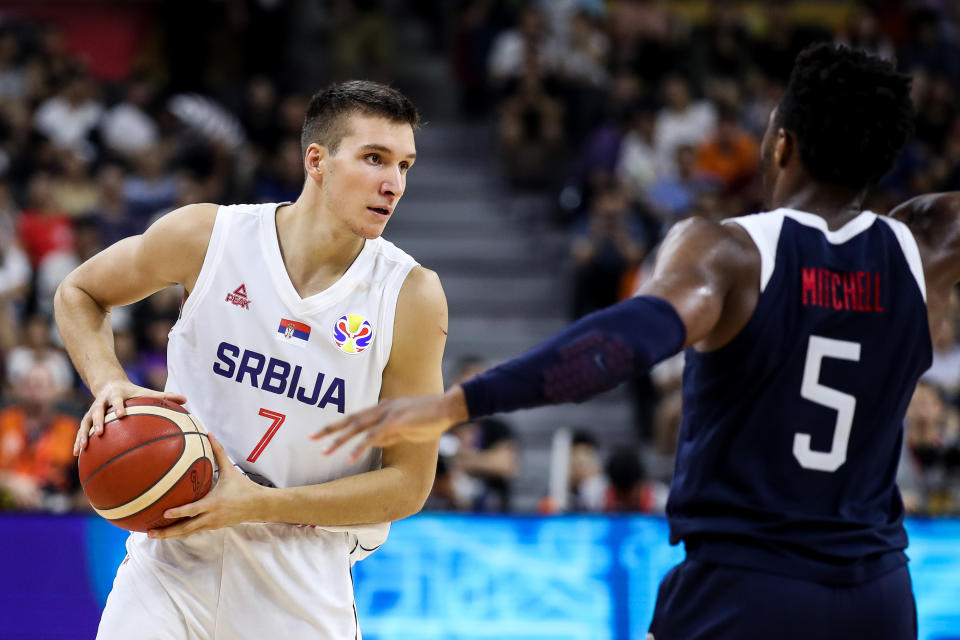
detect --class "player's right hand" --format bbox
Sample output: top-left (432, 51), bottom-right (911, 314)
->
top-left (74, 380), bottom-right (187, 456)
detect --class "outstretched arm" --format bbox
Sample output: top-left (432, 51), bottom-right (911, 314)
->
top-left (317, 217), bottom-right (755, 459)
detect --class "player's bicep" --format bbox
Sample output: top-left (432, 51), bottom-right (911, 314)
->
top-left (379, 266), bottom-right (448, 400)
top-left (378, 267), bottom-right (447, 487)
top-left (63, 234), bottom-right (175, 309)
top-left (62, 203), bottom-right (217, 309)
top-left (636, 218), bottom-right (741, 346)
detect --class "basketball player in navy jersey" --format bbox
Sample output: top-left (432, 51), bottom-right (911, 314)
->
top-left (320, 45), bottom-right (954, 638)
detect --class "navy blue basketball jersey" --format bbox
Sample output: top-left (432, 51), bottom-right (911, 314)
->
top-left (667, 208), bottom-right (932, 584)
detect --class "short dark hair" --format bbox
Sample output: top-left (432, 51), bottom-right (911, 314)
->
top-left (776, 43), bottom-right (913, 190)
top-left (300, 80), bottom-right (420, 156)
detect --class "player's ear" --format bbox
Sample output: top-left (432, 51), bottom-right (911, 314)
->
top-left (304, 143), bottom-right (327, 183)
top-left (773, 128), bottom-right (793, 169)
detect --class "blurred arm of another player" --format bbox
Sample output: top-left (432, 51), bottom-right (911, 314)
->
top-left (318, 217), bottom-right (755, 460)
top-left (153, 267), bottom-right (446, 537)
top-left (53, 204), bottom-right (219, 455)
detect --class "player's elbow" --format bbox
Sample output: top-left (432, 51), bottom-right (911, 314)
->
top-left (389, 467), bottom-right (435, 521)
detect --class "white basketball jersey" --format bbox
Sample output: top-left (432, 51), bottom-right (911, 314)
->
top-left (165, 202), bottom-right (417, 489)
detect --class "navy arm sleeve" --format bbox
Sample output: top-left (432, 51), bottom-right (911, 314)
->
top-left (461, 295), bottom-right (686, 419)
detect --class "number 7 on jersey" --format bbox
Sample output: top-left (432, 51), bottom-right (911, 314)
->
top-left (247, 408), bottom-right (287, 463)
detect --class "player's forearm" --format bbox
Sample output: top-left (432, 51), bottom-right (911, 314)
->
top-left (54, 280), bottom-right (126, 393)
top-left (255, 465), bottom-right (431, 527)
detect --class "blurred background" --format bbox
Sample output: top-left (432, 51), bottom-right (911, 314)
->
top-left (0, 0), bottom-right (958, 638)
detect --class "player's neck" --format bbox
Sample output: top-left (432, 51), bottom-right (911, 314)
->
top-left (274, 200), bottom-right (367, 297)
top-left (774, 182), bottom-right (868, 231)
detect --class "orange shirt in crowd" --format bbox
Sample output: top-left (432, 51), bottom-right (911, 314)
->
top-left (693, 133), bottom-right (759, 187)
top-left (0, 406), bottom-right (77, 492)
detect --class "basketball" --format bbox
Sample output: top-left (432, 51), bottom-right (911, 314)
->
top-left (78, 397), bottom-right (216, 532)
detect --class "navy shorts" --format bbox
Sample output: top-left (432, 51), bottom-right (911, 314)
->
top-left (648, 558), bottom-right (917, 640)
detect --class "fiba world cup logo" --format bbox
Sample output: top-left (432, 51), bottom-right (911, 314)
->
top-left (333, 314), bottom-right (374, 354)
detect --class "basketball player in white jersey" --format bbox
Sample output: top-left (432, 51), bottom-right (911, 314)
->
top-left (54, 81), bottom-right (446, 638)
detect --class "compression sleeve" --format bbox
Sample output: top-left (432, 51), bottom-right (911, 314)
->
top-left (461, 295), bottom-right (686, 419)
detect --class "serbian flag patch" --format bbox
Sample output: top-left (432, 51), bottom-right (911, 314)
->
top-left (277, 318), bottom-right (311, 345)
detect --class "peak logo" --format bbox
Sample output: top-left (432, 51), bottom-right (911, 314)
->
top-left (226, 284), bottom-right (251, 309)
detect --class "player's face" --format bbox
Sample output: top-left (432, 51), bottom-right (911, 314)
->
top-left (323, 115), bottom-right (416, 239)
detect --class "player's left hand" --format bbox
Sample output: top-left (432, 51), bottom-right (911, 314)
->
top-left (147, 434), bottom-right (267, 539)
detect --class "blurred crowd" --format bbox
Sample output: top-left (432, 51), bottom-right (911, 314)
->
top-left (456, 0), bottom-right (960, 516)
top-left (2, 0), bottom-right (960, 517)
top-left (0, 5), bottom-right (318, 512)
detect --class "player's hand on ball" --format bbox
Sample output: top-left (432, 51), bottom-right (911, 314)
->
top-left (148, 434), bottom-right (267, 539)
top-left (74, 379), bottom-right (188, 456)
top-left (313, 388), bottom-right (467, 462)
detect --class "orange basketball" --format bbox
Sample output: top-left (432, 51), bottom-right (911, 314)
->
top-left (78, 397), bottom-right (216, 532)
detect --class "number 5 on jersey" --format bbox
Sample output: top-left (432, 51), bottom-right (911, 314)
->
top-left (247, 409), bottom-right (287, 463)
top-left (794, 335), bottom-right (861, 472)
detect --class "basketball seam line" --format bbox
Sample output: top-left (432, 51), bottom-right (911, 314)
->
top-left (98, 433), bottom-right (211, 513)
top-left (82, 430), bottom-right (206, 497)
top-left (81, 415), bottom-right (182, 490)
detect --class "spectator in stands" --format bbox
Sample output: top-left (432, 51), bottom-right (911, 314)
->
top-left (899, 7), bottom-right (960, 82)
top-left (113, 327), bottom-right (148, 390)
top-left (653, 74), bottom-right (716, 177)
top-left (88, 163), bottom-right (138, 249)
top-left (132, 286), bottom-right (182, 391)
top-left (239, 76), bottom-right (280, 157)
top-left (557, 10), bottom-right (611, 140)
top-left (330, 0), bottom-right (393, 81)
top-left (571, 180), bottom-right (644, 318)
top-left (17, 170), bottom-right (74, 269)
top-left (0, 361), bottom-right (80, 512)
top-left (691, 3), bottom-right (753, 86)
top-left (52, 151), bottom-right (98, 217)
top-left (837, 6), bottom-right (895, 62)
top-left (0, 178), bottom-right (29, 350)
top-left (692, 103), bottom-right (759, 193)
top-left (617, 102), bottom-right (659, 207)
top-left (899, 381), bottom-right (960, 515)
top-left (646, 144), bottom-right (709, 223)
top-left (441, 356), bottom-right (519, 512)
top-left (912, 75), bottom-right (956, 154)
top-left (488, 5), bottom-right (561, 90)
top-left (923, 308), bottom-right (960, 405)
top-left (604, 449), bottom-right (668, 513)
top-left (35, 215), bottom-right (103, 318)
top-left (6, 313), bottom-right (73, 395)
top-left (123, 144), bottom-right (178, 227)
top-left (33, 67), bottom-right (102, 159)
top-left (99, 71), bottom-right (160, 158)
top-left (567, 429), bottom-right (607, 512)
top-left (498, 56), bottom-right (564, 187)
top-left (423, 454), bottom-right (458, 511)
top-left (0, 28), bottom-right (28, 102)
top-left (254, 138), bottom-right (306, 204)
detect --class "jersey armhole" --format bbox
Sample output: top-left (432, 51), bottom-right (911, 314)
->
top-left (878, 217), bottom-right (927, 302)
top-left (177, 206), bottom-right (234, 325)
top-left (724, 214), bottom-right (784, 293)
top-left (375, 259), bottom-right (419, 369)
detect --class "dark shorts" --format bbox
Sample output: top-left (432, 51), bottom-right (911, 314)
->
top-left (648, 558), bottom-right (917, 640)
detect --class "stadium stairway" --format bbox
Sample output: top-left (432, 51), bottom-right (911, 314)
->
top-left (383, 122), bottom-right (638, 511)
